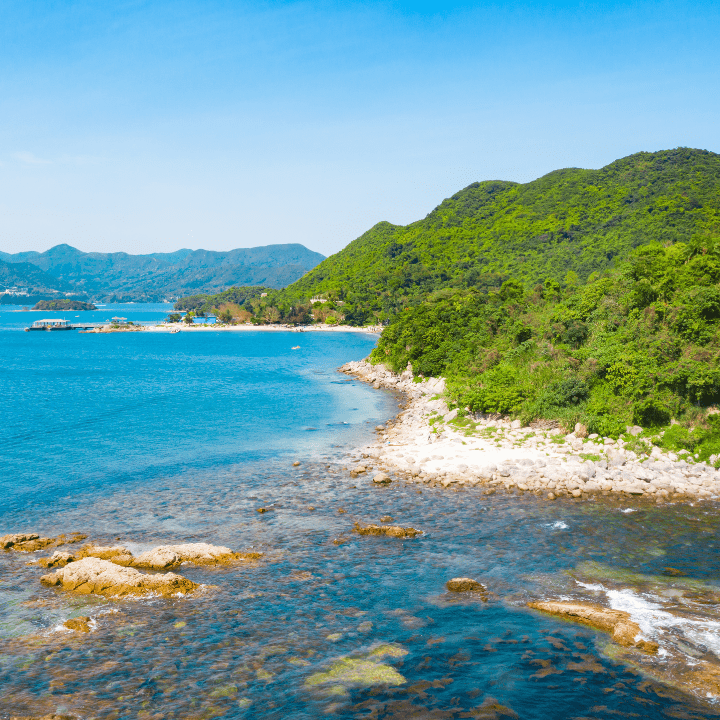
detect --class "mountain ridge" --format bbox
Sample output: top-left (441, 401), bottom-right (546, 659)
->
top-left (0, 243), bottom-right (325, 301)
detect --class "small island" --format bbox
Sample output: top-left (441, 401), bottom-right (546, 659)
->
top-left (31, 299), bottom-right (97, 311)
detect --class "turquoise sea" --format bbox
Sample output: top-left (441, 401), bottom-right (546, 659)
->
top-left (1, 304), bottom-right (719, 719)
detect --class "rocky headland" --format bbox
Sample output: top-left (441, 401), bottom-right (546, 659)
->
top-left (340, 359), bottom-right (720, 501)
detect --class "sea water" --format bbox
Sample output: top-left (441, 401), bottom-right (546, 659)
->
top-left (1, 304), bottom-right (720, 719)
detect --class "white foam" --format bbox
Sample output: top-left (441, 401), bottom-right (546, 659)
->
top-left (582, 584), bottom-right (720, 660)
top-left (620, 508), bottom-right (637, 514)
top-left (545, 521), bottom-right (569, 530)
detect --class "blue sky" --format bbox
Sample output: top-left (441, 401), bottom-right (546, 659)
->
top-left (1, 0), bottom-right (718, 255)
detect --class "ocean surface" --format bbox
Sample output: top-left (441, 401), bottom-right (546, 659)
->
top-left (1, 303), bottom-right (720, 720)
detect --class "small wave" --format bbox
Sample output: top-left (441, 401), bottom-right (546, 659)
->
top-left (620, 508), bottom-right (637, 513)
top-left (545, 521), bottom-right (569, 530)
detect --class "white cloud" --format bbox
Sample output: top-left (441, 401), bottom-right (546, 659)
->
top-left (13, 151), bottom-right (52, 165)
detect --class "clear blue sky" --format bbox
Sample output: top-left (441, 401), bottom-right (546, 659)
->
top-left (1, 0), bottom-right (718, 256)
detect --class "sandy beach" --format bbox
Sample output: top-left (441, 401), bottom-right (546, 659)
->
top-left (341, 359), bottom-right (720, 501)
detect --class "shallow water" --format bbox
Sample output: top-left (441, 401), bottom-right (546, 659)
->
top-left (2, 306), bottom-right (720, 719)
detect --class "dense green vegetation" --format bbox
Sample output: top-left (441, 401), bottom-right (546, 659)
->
top-left (180, 149), bottom-right (720, 327)
top-left (371, 240), bottom-right (720, 459)
top-left (288, 148), bottom-right (720, 322)
top-left (32, 299), bottom-right (97, 311)
top-left (173, 286), bottom-right (346, 326)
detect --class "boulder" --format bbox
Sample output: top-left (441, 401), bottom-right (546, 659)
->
top-left (1, 533), bottom-right (39, 549)
top-left (527, 600), bottom-right (658, 653)
top-left (63, 616), bottom-right (91, 633)
top-left (353, 523), bottom-right (422, 539)
top-left (77, 545), bottom-right (135, 566)
top-left (372, 473), bottom-right (392, 485)
top-left (574, 423), bottom-right (588, 438)
top-left (40, 557), bottom-right (199, 598)
top-left (132, 543), bottom-right (250, 569)
top-left (38, 551), bottom-right (75, 568)
top-left (2, 533), bottom-right (55, 552)
top-left (446, 577), bottom-right (486, 595)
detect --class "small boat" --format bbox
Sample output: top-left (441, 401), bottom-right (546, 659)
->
top-left (25, 319), bottom-right (72, 332)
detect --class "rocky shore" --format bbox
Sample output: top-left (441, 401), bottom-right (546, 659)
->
top-left (1, 534), bottom-right (261, 602)
top-left (340, 359), bottom-right (720, 501)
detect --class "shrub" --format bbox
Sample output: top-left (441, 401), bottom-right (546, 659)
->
top-left (547, 378), bottom-right (589, 406)
top-left (633, 398), bottom-right (671, 427)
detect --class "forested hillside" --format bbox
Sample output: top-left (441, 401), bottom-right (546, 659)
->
top-left (372, 239), bottom-right (720, 458)
top-left (287, 148), bottom-right (720, 322)
top-left (180, 148), bottom-right (720, 328)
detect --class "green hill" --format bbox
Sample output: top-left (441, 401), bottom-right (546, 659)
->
top-left (286, 147), bottom-right (720, 322)
top-left (372, 237), bottom-right (720, 459)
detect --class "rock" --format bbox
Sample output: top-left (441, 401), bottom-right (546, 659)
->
top-left (527, 601), bottom-right (658, 653)
top-left (1, 532), bottom-right (39, 549)
top-left (574, 423), bottom-right (588, 438)
top-left (444, 409), bottom-right (458, 422)
top-left (77, 545), bottom-right (135, 566)
top-left (38, 551), bottom-right (75, 568)
top-left (63, 616), bottom-right (91, 633)
top-left (4, 535), bottom-right (56, 552)
top-left (510, 419), bottom-right (522, 429)
top-left (375, 425), bottom-right (386, 431)
top-left (446, 577), bottom-right (486, 595)
top-left (380, 516), bottom-right (394, 522)
top-left (547, 493), bottom-right (556, 500)
top-left (40, 557), bottom-right (199, 598)
top-left (132, 543), bottom-right (253, 570)
top-left (292, 461), bottom-right (301, 467)
top-left (10, 715), bottom-right (77, 720)
top-left (353, 523), bottom-right (422, 539)
top-left (372, 473), bottom-right (392, 484)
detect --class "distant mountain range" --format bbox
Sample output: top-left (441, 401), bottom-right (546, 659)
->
top-left (0, 244), bottom-right (325, 302)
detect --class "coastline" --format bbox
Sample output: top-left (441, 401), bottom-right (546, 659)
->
top-left (341, 359), bottom-right (720, 502)
top-left (90, 323), bottom-right (382, 334)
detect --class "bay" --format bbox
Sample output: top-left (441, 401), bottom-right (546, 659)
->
top-left (0, 304), bottom-right (719, 720)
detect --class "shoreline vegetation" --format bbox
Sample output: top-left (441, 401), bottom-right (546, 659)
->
top-left (342, 359), bottom-right (720, 501)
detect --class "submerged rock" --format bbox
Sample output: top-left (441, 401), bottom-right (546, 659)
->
top-left (353, 522), bottom-right (422, 539)
top-left (40, 557), bottom-right (199, 598)
top-left (305, 644), bottom-right (408, 696)
top-left (527, 600), bottom-right (658, 653)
